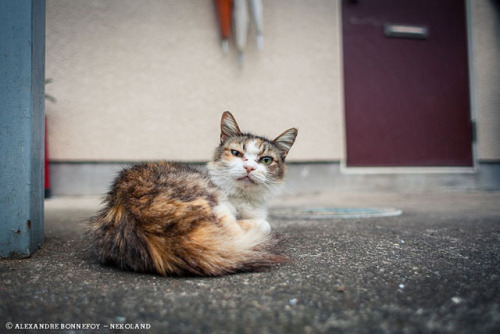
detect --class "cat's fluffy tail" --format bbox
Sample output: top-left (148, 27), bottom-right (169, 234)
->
top-left (151, 223), bottom-right (285, 276)
top-left (88, 204), bottom-right (285, 276)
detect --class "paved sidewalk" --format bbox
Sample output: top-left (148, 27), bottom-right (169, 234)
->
top-left (1, 191), bottom-right (499, 333)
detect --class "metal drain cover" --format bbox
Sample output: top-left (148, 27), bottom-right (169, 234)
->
top-left (269, 207), bottom-right (403, 220)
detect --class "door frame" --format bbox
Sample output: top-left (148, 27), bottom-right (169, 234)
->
top-left (340, 0), bottom-right (477, 174)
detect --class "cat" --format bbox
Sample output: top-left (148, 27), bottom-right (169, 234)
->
top-left (88, 111), bottom-right (298, 276)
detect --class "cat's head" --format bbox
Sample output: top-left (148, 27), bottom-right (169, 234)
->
top-left (208, 111), bottom-right (298, 198)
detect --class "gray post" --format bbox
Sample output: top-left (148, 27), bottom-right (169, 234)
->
top-left (0, 0), bottom-right (45, 258)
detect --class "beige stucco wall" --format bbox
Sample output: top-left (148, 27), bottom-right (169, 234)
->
top-left (470, 0), bottom-right (500, 161)
top-left (46, 1), bottom-right (500, 164)
top-left (45, 0), bottom-right (344, 162)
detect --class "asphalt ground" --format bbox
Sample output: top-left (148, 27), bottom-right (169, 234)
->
top-left (1, 191), bottom-right (499, 333)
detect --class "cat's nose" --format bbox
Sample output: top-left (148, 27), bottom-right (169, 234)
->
top-left (244, 165), bottom-right (255, 174)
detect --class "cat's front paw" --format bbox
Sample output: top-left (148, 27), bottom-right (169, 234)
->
top-left (238, 219), bottom-right (272, 234)
top-left (256, 220), bottom-right (271, 234)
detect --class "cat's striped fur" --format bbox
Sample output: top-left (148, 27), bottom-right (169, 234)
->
top-left (88, 112), bottom-right (297, 276)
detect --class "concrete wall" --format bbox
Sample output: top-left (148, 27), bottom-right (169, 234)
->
top-left (45, 0), bottom-right (499, 164)
top-left (45, 0), bottom-right (343, 162)
top-left (470, 0), bottom-right (500, 161)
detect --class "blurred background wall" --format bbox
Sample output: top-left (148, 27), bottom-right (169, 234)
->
top-left (471, 0), bottom-right (500, 161)
top-left (45, 0), bottom-right (343, 162)
top-left (44, 0), bottom-right (500, 194)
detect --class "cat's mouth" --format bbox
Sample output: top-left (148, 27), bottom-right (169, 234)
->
top-left (237, 176), bottom-right (257, 185)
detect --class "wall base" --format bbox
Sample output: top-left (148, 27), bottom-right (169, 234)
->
top-left (49, 161), bottom-right (500, 197)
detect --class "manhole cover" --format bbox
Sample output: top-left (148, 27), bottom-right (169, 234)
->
top-left (269, 207), bottom-right (403, 220)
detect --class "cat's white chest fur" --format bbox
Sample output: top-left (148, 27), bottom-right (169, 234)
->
top-left (231, 197), bottom-right (267, 220)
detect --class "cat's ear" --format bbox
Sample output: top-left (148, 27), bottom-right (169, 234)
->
top-left (273, 128), bottom-right (298, 159)
top-left (220, 111), bottom-right (242, 142)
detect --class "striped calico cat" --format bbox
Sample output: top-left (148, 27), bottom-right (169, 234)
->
top-left (88, 112), bottom-right (298, 276)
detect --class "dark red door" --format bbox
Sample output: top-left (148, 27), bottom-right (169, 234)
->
top-left (342, 0), bottom-right (473, 167)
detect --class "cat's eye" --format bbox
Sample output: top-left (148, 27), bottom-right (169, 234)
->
top-left (260, 156), bottom-right (273, 165)
top-left (231, 149), bottom-right (243, 157)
